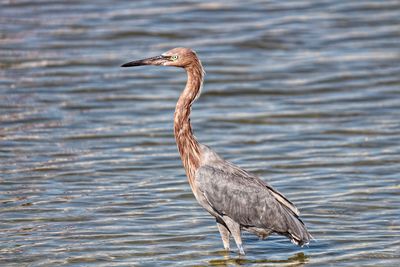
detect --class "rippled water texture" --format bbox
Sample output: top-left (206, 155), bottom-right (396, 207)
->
top-left (1, 1), bottom-right (400, 266)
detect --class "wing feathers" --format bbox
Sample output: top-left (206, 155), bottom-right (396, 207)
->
top-left (268, 187), bottom-right (300, 216)
top-left (195, 164), bottom-right (311, 245)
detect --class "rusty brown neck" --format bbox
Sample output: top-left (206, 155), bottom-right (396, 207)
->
top-left (174, 59), bottom-right (204, 188)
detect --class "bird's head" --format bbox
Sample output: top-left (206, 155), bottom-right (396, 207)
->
top-left (121, 47), bottom-right (198, 69)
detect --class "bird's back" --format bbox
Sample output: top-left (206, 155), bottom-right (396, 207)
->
top-left (195, 144), bottom-right (312, 246)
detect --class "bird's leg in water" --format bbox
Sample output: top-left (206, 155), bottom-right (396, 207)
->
top-left (216, 221), bottom-right (230, 251)
top-left (223, 216), bottom-right (245, 255)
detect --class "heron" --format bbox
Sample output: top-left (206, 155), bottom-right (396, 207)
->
top-left (121, 47), bottom-right (312, 255)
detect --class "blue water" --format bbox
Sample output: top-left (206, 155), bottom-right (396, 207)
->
top-left (1, 1), bottom-right (400, 266)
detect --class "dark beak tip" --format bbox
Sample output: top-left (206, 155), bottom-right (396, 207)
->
top-left (120, 55), bottom-right (164, 68)
top-left (121, 62), bottom-right (133, 67)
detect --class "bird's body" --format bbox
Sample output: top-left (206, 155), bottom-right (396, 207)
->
top-left (122, 47), bottom-right (312, 255)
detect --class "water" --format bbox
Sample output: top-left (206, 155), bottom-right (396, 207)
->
top-left (1, 0), bottom-right (400, 266)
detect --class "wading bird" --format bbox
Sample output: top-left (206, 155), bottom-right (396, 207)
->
top-left (121, 48), bottom-right (312, 255)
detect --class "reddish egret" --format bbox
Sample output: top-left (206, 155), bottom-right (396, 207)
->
top-left (121, 47), bottom-right (312, 255)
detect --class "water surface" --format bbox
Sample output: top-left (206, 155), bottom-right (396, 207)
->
top-left (1, 0), bottom-right (400, 266)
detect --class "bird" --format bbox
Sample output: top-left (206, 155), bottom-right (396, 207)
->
top-left (121, 47), bottom-right (312, 255)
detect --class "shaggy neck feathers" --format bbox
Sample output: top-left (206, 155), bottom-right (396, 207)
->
top-left (174, 58), bottom-right (204, 187)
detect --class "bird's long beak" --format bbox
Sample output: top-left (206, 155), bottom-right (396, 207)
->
top-left (121, 55), bottom-right (167, 67)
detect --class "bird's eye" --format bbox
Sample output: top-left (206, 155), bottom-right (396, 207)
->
top-left (171, 55), bottom-right (178, 61)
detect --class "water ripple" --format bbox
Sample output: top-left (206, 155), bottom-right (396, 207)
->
top-left (1, 0), bottom-right (400, 266)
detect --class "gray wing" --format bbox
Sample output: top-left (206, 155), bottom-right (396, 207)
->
top-left (195, 163), bottom-right (302, 233)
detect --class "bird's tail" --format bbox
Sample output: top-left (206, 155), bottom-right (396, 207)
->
top-left (282, 209), bottom-right (312, 247)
